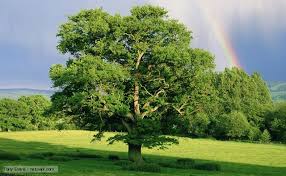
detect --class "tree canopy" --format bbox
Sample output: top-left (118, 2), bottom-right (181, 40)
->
top-left (50, 5), bottom-right (276, 162)
top-left (50, 5), bottom-right (216, 162)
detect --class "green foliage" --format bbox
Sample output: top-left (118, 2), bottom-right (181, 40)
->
top-left (0, 98), bottom-right (32, 131)
top-left (107, 119), bottom-right (179, 149)
top-left (49, 4), bottom-right (280, 154)
top-left (260, 129), bottom-right (271, 143)
top-left (215, 111), bottom-right (250, 139)
top-left (67, 152), bottom-right (103, 159)
top-left (214, 69), bottom-right (272, 126)
top-left (247, 126), bottom-right (262, 141)
top-left (159, 158), bottom-right (195, 169)
top-left (114, 160), bottom-right (133, 166)
top-left (194, 163), bottom-right (221, 171)
top-left (188, 113), bottom-right (210, 137)
top-left (264, 102), bottom-right (286, 142)
top-left (0, 96), bottom-right (56, 131)
top-left (52, 5), bottom-right (211, 156)
top-left (0, 95), bottom-right (78, 131)
top-left (122, 163), bottom-right (161, 173)
top-left (177, 158), bottom-right (195, 166)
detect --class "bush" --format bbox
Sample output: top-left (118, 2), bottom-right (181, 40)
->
top-left (68, 152), bottom-right (103, 159)
top-left (48, 156), bottom-right (72, 162)
top-left (55, 118), bottom-right (77, 130)
top-left (108, 154), bottom-right (120, 161)
top-left (40, 152), bottom-right (55, 157)
top-left (177, 158), bottom-right (195, 165)
top-left (194, 163), bottom-right (221, 171)
top-left (28, 153), bottom-right (46, 159)
top-left (114, 160), bottom-right (133, 166)
top-left (122, 163), bottom-right (161, 173)
top-left (158, 159), bottom-right (195, 169)
top-left (216, 111), bottom-right (250, 139)
top-left (247, 126), bottom-right (261, 141)
top-left (189, 113), bottom-right (210, 137)
top-left (0, 151), bottom-right (21, 160)
top-left (159, 162), bottom-right (193, 169)
top-left (260, 129), bottom-right (271, 143)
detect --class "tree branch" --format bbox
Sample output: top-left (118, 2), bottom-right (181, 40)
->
top-left (141, 105), bottom-right (160, 118)
top-left (173, 98), bottom-right (189, 116)
top-left (121, 119), bottom-right (132, 133)
top-left (135, 51), bottom-right (144, 69)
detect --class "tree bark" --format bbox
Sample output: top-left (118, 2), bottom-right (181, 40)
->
top-left (128, 143), bottom-right (143, 163)
top-left (134, 81), bottom-right (140, 116)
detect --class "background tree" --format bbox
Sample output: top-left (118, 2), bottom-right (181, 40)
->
top-left (264, 102), bottom-right (286, 143)
top-left (18, 95), bottom-right (51, 129)
top-left (50, 5), bottom-right (216, 162)
top-left (212, 68), bottom-right (273, 140)
top-left (0, 95), bottom-right (54, 131)
top-left (0, 98), bottom-right (30, 131)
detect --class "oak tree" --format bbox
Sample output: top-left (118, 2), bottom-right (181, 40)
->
top-left (50, 5), bottom-right (214, 162)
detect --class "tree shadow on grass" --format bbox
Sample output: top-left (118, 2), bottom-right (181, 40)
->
top-left (0, 137), bottom-right (285, 176)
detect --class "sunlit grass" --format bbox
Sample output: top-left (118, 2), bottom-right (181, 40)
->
top-left (0, 130), bottom-right (285, 176)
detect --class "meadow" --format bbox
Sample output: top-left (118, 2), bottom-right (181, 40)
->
top-left (0, 130), bottom-right (285, 176)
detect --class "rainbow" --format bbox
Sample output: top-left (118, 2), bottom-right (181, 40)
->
top-left (196, 2), bottom-right (241, 68)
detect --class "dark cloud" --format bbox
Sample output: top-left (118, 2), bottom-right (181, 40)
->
top-left (0, 0), bottom-right (147, 89)
top-left (0, 0), bottom-right (285, 89)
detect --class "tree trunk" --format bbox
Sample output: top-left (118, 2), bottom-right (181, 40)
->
top-left (128, 143), bottom-right (143, 163)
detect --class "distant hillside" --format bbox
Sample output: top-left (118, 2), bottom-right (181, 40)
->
top-left (267, 81), bottom-right (286, 101)
top-left (1, 83), bottom-right (285, 102)
top-left (0, 88), bottom-right (54, 99)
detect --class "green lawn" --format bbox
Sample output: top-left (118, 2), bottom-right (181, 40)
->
top-left (0, 130), bottom-right (285, 176)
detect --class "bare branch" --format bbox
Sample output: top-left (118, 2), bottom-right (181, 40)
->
top-left (141, 105), bottom-right (160, 118)
top-left (155, 89), bottom-right (165, 98)
top-left (172, 98), bottom-right (190, 116)
top-left (140, 83), bottom-right (153, 97)
top-left (135, 51), bottom-right (144, 69)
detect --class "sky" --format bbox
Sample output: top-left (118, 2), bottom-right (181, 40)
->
top-left (0, 0), bottom-right (285, 89)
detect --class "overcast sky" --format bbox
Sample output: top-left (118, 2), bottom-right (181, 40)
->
top-left (0, 0), bottom-right (285, 89)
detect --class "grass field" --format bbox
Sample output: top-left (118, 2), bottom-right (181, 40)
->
top-left (0, 130), bottom-right (285, 176)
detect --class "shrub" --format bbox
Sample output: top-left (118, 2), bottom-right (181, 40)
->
top-left (0, 151), bottom-right (21, 160)
top-left (122, 163), bottom-right (161, 173)
top-left (55, 118), bottom-right (77, 130)
top-left (194, 163), bottom-right (221, 171)
top-left (40, 152), bottom-right (55, 157)
top-left (247, 126), bottom-right (261, 141)
top-left (159, 159), bottom-right (195, 169)
top-left (260, 129), bottom-right (271, 143)
top-left (177, 158), bottom-right (195, 166)
top-left (114, 160), bottom-right (133, 166)
top-left (108, 154), bottom-right (120, 161)
top-left (48, 156), bottom-right (72, 162)
top-left (159, 162), bottom-right (192, 169)
top-left (189, 113), bottom-right (210, 137)
top-left (28, 153), bottom-right (46, 159)
top-left (68, 152), bottom-right (103, 159)
top-left (216, 111), bottom-right (250, 139)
